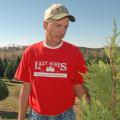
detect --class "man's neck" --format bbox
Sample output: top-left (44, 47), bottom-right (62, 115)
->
top-left (43, 40), bottom-right (63, 49)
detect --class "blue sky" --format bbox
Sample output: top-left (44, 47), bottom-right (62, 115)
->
top-left (0, 0), bottom-right (120, 48)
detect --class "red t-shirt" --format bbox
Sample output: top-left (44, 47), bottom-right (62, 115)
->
top-left (14, 41), bottom-right (87, 115)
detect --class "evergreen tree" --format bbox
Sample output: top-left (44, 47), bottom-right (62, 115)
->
top-left (104, 19), bottom-right (120, 119)
top-left (4, 61), bottom-right (15, 80)
top-left (4, 56), bottom-right (21, 80)
top-left (14, 55), bottom-right (21, 70)
top-left (86, 54), bottom-right (94, 64)
top-left (3, 58), bottom-right (8, 70)
top-left (0, 58), bottom-right (5, 78)
top-left (101, 54), bottom-right (110, 64)
top-left (80, 19), bottom-right (120, 120)
top-left (0, 79), bottom-right (9, 100)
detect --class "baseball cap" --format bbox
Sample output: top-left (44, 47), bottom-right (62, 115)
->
top-left (44, 3), bottom-right (75, 22)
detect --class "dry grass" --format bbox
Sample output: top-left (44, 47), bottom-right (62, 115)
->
top-left (0, 81), bottom-right (21, 120)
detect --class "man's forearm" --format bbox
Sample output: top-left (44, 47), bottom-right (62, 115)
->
top-left (74, 84), bottom-right (91, 104)
top-left (18, 82), bottom-right (31, 120)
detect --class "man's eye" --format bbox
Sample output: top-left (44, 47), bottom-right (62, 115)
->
top-left (56, 24), bottom-right (61, 27)
top-left (65, 26), bottom-right (68, 29)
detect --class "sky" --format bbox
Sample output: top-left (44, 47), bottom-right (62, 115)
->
top-left (0, 0), bottom-right (120, 48)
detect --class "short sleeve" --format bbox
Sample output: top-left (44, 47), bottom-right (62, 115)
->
top-left (14, 48), bottom-right (31, 83)
top-left (73, 48), bottom-right (87, 85)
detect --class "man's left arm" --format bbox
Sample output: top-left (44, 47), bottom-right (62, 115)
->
top-left (74, 84), bottom-right (91, 104)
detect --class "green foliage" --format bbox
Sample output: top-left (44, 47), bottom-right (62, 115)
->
top-left (100, 54), bottom-right (110, 64)
top-left (80, 19), bottom-right (120, 120)
top-left (80, 62), bottom-right (113, 119)
top-left (80, 97), bottom-right (112, 120)
top-left (3, 58), bottom-right (8, 71)
top-left (86, 54), bottom-right (94, 64)
top-left (0, 58), bottom-right (5, 77)
top-left (0, 58), bottom-right (9, 78)
top-left (4, 56), bottom-right (21, 80)
top-left (4, 61), bottom-right (16, 80)
top-left (86, 54), bottom-right (110, 65)
top-left (80, 61), bottom-right (120, 119)
top-left (0, 80), bottom-right (9, 101)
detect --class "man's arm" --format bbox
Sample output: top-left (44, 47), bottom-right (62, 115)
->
top-left (74, 84), bottom-right (91, 104)
top-left (18, 82), bottom-right (31, 120)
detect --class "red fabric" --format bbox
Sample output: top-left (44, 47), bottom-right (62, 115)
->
top-left (14, 41), bottom-right (87, 115)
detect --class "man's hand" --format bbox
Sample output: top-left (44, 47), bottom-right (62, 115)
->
top-left (74, 84), bottom-right (91, 104)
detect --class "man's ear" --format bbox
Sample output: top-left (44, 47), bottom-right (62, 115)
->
top-left (43, 21), bottom-right (48, 30)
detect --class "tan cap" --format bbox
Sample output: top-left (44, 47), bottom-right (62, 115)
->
top-left (44, 3), bottom-right (75, 22)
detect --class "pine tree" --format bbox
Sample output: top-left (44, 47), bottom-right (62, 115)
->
top-left (0, 80), bottom-right (9, 101)
top-left (3, 58), bottom-right (8, 71)
top-left (0, 58), bottom-right (5, 78)
top-left (4, 61), bottom-right (14, 80)
top-left (104, 19), bottom-right (120, 120)
top-left (80, 19), bottom-right (120, 120)
top-left (4, 56), bottom-right (21, 80)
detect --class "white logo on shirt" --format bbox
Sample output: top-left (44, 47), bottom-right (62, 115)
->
top-left (34, 61), bottom-right (67, 78)
top-left (46, 66), bottom-right (55, 72)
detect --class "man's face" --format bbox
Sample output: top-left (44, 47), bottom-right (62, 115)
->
top-left (44, 17), bottom-right (69, 46)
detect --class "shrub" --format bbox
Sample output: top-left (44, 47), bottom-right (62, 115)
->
top-left (0, 80), bottom-right (9, 101)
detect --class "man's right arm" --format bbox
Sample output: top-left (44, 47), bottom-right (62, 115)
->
top-left (18, 82), bottom-right (31, 120)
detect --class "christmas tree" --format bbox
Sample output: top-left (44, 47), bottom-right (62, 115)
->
top-left (80, 19), bottom-right (120, 120)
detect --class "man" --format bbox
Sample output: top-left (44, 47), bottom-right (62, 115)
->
top-left (14, 3), bottom-right (90, 120)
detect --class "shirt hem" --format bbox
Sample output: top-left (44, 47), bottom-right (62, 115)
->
top-left (31, 106), bottom-right (74, 116)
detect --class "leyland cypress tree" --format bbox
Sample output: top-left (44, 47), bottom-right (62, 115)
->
top-left (0, 58), bottom-right (5, 78)
top-left (4, 56), bottom-right (21, 80)
top-left (80, 19), bottom-right (120, 120)
top-left (0, 80), bottom-right (9, 101)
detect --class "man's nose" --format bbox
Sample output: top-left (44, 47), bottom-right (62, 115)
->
top-left (60, 27), bottom-right (67, 34)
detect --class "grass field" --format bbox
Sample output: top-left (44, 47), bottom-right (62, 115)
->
top-left (0, 81), bottom-right (21, 120)
top-left (0, 80), bottom-right (81, 120)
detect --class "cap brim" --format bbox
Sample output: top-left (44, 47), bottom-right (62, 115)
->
top-left (51, 14), bottom-right (75, 22)
top-left (68, 15), bottom-right (75, 22)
